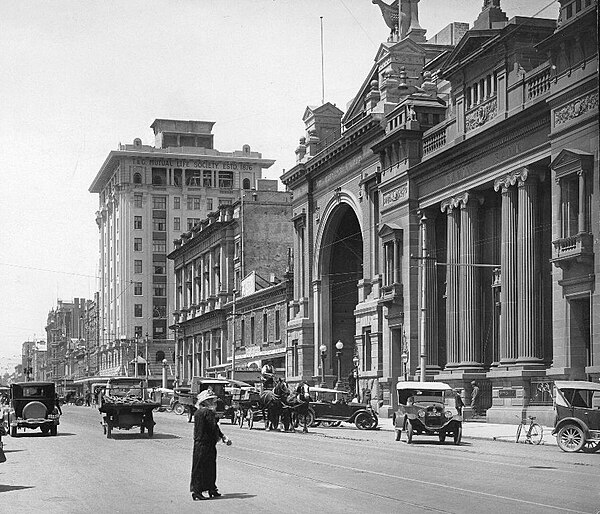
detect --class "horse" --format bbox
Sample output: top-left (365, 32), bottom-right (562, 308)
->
top-left (287, 382), bottom-right (312, 433)
top-left (258, 380), bottom-right (289, 430)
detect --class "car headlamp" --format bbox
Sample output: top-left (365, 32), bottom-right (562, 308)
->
top-left (445, 411), bottom-right (453, 419)
top-left (418, 409), bottom-right (425, 418)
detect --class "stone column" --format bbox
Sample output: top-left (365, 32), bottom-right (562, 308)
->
top-left (578, 171), bottom-right (586, 233)
top-left (441, 197), bottom-right (461, 367)
top-left (393, 239), bottom-right (400, 284)
top-left (423, 213), bottom-right (439, 368)
top-left (458, 193), bottom-right (483, 369)
top-left (517, 169), bottom-right (544, 365)
top-left (494, 173), bottom-right (518, 364)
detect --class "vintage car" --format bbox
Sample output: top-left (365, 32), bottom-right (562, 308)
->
top-left (180, 377), bottom-right (230, 421)
top-left (8, 382), bottom-right (61, 436)
top-left (553, 380), bottom-right (600, 453)
top-left (393, 382), bottom-right (462, 444)
top-left (305, 387), bottom-right (379, 430)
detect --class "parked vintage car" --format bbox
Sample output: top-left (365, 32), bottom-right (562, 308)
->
top-left (553, 380), bottom-right (600, 453)
top-left (304, 387), bottom-right (378, 430)
top-left (8, 382), bottom-right (61, 436)
top-left (393, 382), bottom-right (462, 444)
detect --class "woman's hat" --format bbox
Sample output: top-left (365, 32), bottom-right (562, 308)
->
top-left (196, 390), bottom-right (217, 405)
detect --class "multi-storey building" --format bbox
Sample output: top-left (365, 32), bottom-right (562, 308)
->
top-left (282, 0), bottom-right (598, 424)
top-left (90, 119), bottom-right (275, 385)
top-left (168, 185), bottom-right (293, 384)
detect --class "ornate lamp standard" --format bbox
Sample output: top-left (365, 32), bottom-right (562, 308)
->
top-left (319, 344), bottom-right (327, 386)
top-left (161, 358), bottom-right (168, 389)
top-left (401, 350), bottom-right (409, 381)
top-left (335, 340), bottom-right (343, 389)
top-left (352, 355), bottom-right (360, 401)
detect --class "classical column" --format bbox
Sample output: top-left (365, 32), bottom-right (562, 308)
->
top-left (421, 211), bottom-right (439, 368)
top-left (441, 198), bottom-right (461, 367)
top-left (458, 193), bottom-right (483, 369)
top-left (517, 169), bottom-right (544, 365)
top-left (578, 171), bottom-right (586, 233)
top-left (494, 173), bottom-right (518, 364)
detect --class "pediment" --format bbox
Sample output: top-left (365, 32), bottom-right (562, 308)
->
top-left (303, 102), bottom-right (344, 122)
top-left (374, 38), bottom-right (426, 63)
top-left (342, 63), bottom-right (379, 124)
top-left (550, 149), bottom-right (594, 178)
top-left (378, 222), bottom-right (403, 238)
top-left (442, 30), bottom-right (500, 75)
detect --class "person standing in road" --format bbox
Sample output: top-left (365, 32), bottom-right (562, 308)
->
top-left (454, 389), bottom-right (464, 416)
top-left (470, 381), bottom-right (480, 417)
top-left (55, 393), bottom-right (62, 415)
top-left (190, 390), bottom-right (232, 501)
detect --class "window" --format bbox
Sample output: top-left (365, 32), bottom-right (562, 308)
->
top-left (152, 240), bottom-right (166, 253)
top-left (203, 170), bottom-right (213, 187)
top-left (134, 260), bottom-right (142, 273)
top-left (156, 350), bottom-right (165, 363)
top-left (291, 339), bottom-right (299, 376)
top-left (134, 193), bottom-right (143, 208)
top-left (134, 238), bottom-right (142, 251)
top-left (275, 310), bottom-right (280, 340)
top-left (243, 178), bottom-right (251, 189)
top-left (134, 282), bottom-right (143, 296)
top-left (134, 304), bottom-right (143, 317)
top-left (174, 217), bottom-right (180, 231)
top-left (154, 264), bottom-right (166, 275)
top-left (154, 285), bottom-right (166, 297)
top-left (133, 172), bottom-right (142, 184)
top-left (187, 196), bottom-right (202, 210)
top-left (218, 171), bottom-right (233, 188)
top-left (134, 326), bottom-right (143, 338)
top-left (187, 171), bottom-right (202, 186)
top-left (153, 305), bottom-right (166, 318)
top-left (134, 216), bottom-right (142, 229)
top-left (263, 312), bottom-right (268, 342)
top-left (240, 319), bottom-right (245, 346)
top-left (362, 327), bottom-right (372, 372)
top-left (561, 175), bottom-right (580, 238)
top-left (207, 198), bottom-right (213, 211)
top-left (187, 218), bottom-right (200, 230)
top-left (152, 218), bottom-right (166, 231)
top-left (174, 197), bottom-right (180, 209)
top-left (250, 316), bottom-right (255, 345)
top-left (152, 196), bottom-right (166, 209)
top-left (218, 198), bottom-right (232, 206)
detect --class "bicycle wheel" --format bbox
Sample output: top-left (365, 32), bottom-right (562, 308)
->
top-left (528, 423), bottom-right (543, 445)
top-left (515, 423), bottom-right (523, 443)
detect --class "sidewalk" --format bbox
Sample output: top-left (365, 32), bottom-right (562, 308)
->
top-left (376, 416), bottom-right (556, 445)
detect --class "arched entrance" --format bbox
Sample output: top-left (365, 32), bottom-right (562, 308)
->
top-left (319, 203), bottom-right (363, 387)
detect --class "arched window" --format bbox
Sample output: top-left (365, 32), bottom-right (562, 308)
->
top-left (243, 178), bottom-right (251, 189)
top-left (152, 175), bottom-right (163, 185)
top-left (133, 173), bottom-right (142, 184)
top-left (156, 350), bottom-right (165, 363)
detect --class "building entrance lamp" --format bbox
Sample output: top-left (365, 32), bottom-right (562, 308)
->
top-left (162, 358), bottom-right (168, 389)
top-left (401, 350), bottom-right (409, 381)
top-left (319, 344), bottom-right (328, 386)
top-left (335, 340), bottom-right (343, 388)
top-left (352, 355), bottom-right (360, 400)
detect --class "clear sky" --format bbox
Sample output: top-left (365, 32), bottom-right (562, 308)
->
top-left (0, 0), bottom-right (558, 370)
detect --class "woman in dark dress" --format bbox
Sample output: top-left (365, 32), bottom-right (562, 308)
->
top-left (190, 390), bottom-right (232, 501)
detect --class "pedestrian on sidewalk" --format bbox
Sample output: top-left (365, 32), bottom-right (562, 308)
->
top-left (470, 381), bottom-right (480, 417)
top-left (190, 390), bottom-right (232, 501)
top-left (454, 389), bottom-right (464, 416)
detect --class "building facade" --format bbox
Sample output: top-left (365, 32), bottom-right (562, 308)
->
top-left (90, 119), bottom-right (275, 384)
top-left (168, 187), bottom-right (293, 384)
top-left (282, 0), bottom-right (598, 423)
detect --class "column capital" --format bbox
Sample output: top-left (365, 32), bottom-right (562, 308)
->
top-left (494, 168), bottom-right (527, 192)
top-left (440, 191), bottom-right (469, 213)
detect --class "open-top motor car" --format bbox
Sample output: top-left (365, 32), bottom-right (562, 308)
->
top-left (305, 387), bottom-right (378, 430)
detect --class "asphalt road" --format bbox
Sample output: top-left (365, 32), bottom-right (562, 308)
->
top-left (1, 405), bottom-right (599, 514)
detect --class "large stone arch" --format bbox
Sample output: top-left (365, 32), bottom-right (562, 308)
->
top-left (312, 193), bottom-right (364, 386)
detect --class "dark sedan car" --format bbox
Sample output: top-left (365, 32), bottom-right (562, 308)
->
top-left (305, 387), bottom-right (378, 430)
top-left (8, 382), bottom-right (61, 436)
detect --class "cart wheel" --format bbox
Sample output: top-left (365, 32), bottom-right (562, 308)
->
top-left (147, 425), bottom-right (154, 437)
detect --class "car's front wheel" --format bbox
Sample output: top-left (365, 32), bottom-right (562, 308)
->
top-left (557, 424), bottom-right (585, 452)
top-left (453, 425), bottom-right (462, 445)
top-left (355, 412), bottom-right (375, 430)
top-left (173, 403), bottom-right (185, 416)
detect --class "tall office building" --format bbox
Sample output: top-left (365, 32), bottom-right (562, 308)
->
top-left (89, 119), bottom-right (275, 379)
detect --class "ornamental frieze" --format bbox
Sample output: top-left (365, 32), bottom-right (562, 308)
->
top-left (554, 92), bottom-right (598, 126)
top-left (382, 184), bottom-right (408, 206)
top-left (466, 98), bottom-right (497, 132)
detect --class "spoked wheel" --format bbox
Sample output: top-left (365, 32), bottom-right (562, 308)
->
top-left (557, 424), bottom-right (585, 452)
top-left (528, 423), bottom-right (543, 445)
top-left (173, 403), bottom-right (185, 416)
top-left (406, 421), bottom-right (413, 444)
top-left (453, 425), bottom-right (462, 445)
top-left (355, 412), bottom-right (376, 430)
top-left (582, 440), bottom-right (600, 453)
top-left (322, 421), bottom-right (341, 428)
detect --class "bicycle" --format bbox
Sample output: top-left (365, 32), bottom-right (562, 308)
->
top-left (515, 415), bottom-right (543, 444)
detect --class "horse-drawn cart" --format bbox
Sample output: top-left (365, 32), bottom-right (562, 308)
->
top-left (232, 388), bottom-right (263, 429)
top-left (98, 378), bottom-right (159, 438)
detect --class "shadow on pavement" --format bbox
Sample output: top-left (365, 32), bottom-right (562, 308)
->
top-left (0, 484), bottom-right (34, 493)
top-left (109, 433), bottom-right (181, 440)
top-left (2, 449), bottom-right (25, 453)
top-left (10, 432), bottom-right (76, 438)
top-left (212, 493), bottom-right (256, 500)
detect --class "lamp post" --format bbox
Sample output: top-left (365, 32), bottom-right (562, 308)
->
top-left (319, 344), bottom-right (327, 386)
top-left (335, 340), bottom-right (343, 389)
top-left (352, 355), bottom-right (359, 401)
top-left (162, 358), bottom-right (168, 389)
top-left (401, 350), bottom-right (409, 381)
top-left (231, 289), bottom-right (237, 380)
top-left (144, 332), bottom-right (149, 379)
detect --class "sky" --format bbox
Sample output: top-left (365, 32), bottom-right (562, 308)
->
top-left (0, 0), bottom-right (559, 371)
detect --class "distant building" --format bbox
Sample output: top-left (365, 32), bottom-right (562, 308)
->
top-left (168, 186), bottom-right (293, 384)
top-left (89, 119), bottom-right (275, 385)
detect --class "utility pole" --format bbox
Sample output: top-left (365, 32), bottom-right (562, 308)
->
top-left (419, 213), bottom-right (427, 382)
top-left (231, 290), bottom-right (237, 380)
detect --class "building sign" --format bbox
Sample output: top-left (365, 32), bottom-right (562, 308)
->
top-left (498, 389), bottom-right (516, 398)
top-left (129, 157), bottom-right (255, 171)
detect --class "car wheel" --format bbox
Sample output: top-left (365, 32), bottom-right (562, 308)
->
top-left (50, 425), bottom-right (57, 436)
top-left (41, 425), bottom-right (51, 435)
top-left (453, 425), bottom-right (462, 445)
top-left (355, 412), bottom-right (374, 430)
top-left (406, 420), bottom-right (413, 444)
top-left (302, 409), bottom-right (315, 427)
top-left (173, 403), bottom-right (185, 416)
top-left (438, 431), bottom-right (446, 443)
top-left (10, 426), bottom-right (17, 437)
top-left (582, 440), bottom-right (600, 453)
top-left (395, 429), bottom-right (401, 441)
top-left (557, 424), bottom-right (585, 453)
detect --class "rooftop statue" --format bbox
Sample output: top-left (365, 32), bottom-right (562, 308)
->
top-left (372, 0), bottom-right (418, 42)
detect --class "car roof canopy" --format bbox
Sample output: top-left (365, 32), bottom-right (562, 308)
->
top-left (396, 382), bottom-right (452, 391)
top-left (554, 381), bottom-right (600, 392)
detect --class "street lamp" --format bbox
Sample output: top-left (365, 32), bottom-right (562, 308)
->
top-left (401, 350), bottom-right (409, 381)
top-left (319, 344), bottom-right (327, 386)
top-left (335, 340), bottom-right (343, 389)
top-left (161, 358), bottom-right (168, 389)
top-left (352, 355), bottom-right (360, 400)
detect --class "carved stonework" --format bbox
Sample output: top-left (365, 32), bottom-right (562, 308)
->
top-left (554, 92), bottom-right (599, 126)
top-left (466, 98), bottom-right (497, 132)
top-left (493, 168), bottom-right (528, 192)
top-left (441, 191), bottom-right (469, 213)
top-left (382, 184), bottom-right (408, 207)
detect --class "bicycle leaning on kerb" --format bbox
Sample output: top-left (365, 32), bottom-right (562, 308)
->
top-left (515, 415), bottom-right (543, 444)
